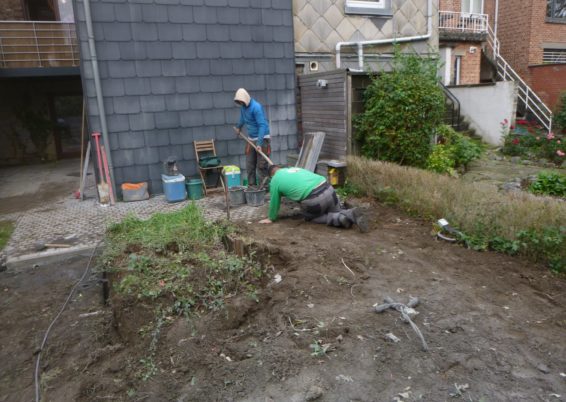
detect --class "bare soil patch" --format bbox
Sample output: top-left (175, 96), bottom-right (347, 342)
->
top-left (1, 201), bottom-right (565, 401)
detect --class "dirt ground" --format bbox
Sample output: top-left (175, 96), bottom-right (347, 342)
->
top-left (1, 201), bottom-right (565, 402)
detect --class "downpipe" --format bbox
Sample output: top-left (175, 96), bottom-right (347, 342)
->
top-left (82, 0), bottom-right (117, 199)
top-left (336, 0), bottom-right (434, 70)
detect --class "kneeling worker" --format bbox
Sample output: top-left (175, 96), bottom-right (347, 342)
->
top-left (259, 165), bottom-right (368, 232)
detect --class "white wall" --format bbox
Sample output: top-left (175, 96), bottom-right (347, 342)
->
top-left (449, 82), bottom-right (517, 146)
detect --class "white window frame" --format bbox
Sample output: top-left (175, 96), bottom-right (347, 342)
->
top-left (462, 0), bottom-right (484, 16)
top-left (345, 0), bottom-right (393, 17)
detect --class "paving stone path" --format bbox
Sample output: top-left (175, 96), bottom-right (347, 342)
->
top-left (2, 193), bottom-right (266, 259)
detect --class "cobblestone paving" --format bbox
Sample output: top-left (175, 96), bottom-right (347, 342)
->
top-left (2, 194), bottom-right (266, 258)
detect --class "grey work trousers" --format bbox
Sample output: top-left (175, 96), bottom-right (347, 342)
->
top-left (300, 182), bottom-right (348, 227)
top-left (246, 139), bottom-right (270, 187)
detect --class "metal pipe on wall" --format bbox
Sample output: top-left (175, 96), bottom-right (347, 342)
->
top-left (82, 0), bottom-right (117, 199)
top-left (335, 0), bottom-right (434, 70)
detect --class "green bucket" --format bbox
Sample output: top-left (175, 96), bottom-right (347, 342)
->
top-left (186, 179), bottom-right (204, 200)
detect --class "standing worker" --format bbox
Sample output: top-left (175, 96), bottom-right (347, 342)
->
top-left (233, 88), bottom-right (271, 187)
top-left (259, 165), bottom-right (369, 232)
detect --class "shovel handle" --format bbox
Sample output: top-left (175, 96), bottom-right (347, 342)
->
top-left (233, 127), bottom-right (273, 166)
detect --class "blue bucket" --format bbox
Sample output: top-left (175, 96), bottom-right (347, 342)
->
top-left (162, 174), bottom-right (186, 203)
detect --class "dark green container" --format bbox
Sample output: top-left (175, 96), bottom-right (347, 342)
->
top-left (186, 179), bottom-right (204, 200)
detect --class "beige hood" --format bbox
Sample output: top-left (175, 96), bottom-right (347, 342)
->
top-left (234, 88), bottom-right (251, 107)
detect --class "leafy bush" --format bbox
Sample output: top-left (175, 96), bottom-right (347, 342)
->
top-left (426, 125), bottom-right (483, 174)
top-left (355, 47), bottom-right (445, 168)
top-left (426, 145), bottom-right (455, 174)
top-left (529, 171), bottom-right (566, 197)
top-left (501, 120), bottom-right (565, 165)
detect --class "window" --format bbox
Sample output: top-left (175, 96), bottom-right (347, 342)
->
top-left (345, 0), bottom-right (393, 17)
top-left (462, 0), bottom-right (483, 15)
top-left (543, 48), bottom-right (566, 63)
top-left (547, 0), bottom-right (566, 19)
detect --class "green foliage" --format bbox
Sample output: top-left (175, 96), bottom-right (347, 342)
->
top-left (0, 221), bottom-right (14, 250)
top-left (554, 92), bottom-right (566, 132)
top-left (335, 179), bottom-right (363, 200)
top-left (501, 120), bottom-right (565, 165)
top-left (426, 125), bottom-right (483, 174)
top-left (355, 47), bottom-right (445, 168)
top-left (426, 144), bottom-right (455, 174)
top-left (310, 340), bottom-right (332, 357)
top-left (453, 225), bottom-right (564, 272)
top-left (517, 227), bottom-right (566, 272)
top-left (529, 171), bottom-right (566, 197)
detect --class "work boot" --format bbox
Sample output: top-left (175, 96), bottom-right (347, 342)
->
top-left (341, 208), bottom-right (369, 233)
top-left (337, 213), bottom-right (352, 228)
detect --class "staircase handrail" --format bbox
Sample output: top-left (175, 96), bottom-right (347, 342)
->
top-left (485, 24), bottom-right (553, 132)
top-left (439, 81), bottom-right (461, 131)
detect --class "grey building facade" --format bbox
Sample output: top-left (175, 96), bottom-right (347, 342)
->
top-left (74, 0), bottom-right (297, 194)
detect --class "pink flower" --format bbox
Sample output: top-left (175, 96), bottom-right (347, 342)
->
top-left (547, 132), bottom-right (555, 140)
top-left (503, 118), bottom-right (508, 124)
top-left (512, 138), bottom-right (520, 145)
top-left (557, 150), bottom-right (565, 157)
top-left (159, 280), bottom-right (165, 287)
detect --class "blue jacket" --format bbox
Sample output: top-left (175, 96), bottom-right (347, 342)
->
top-left (236, 98), bottom-right (270, 146)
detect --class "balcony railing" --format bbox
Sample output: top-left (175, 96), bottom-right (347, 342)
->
top-left (0, 21), bottom-right (79, 68)
top-left (543, 50), bottom-right (566, 64)
top-left (439, 11), bottom-right (488, 34)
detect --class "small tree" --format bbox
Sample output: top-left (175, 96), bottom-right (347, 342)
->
top-left (355, 48), bottom-right (445, 168)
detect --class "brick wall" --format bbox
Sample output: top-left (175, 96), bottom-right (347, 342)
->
top-left (453, 42), bottom-right (482, 84)
top-left (0, 0), bottom-right (25, 20)
top-left (485, 0), bottom-right (566, 83)
top-left (528, 0), bottom-right (566, 66)
top-left (439, 0), bottom-right (462, 11)
top-left (491, 0), bottom-right (533, 81)
top-left (74, 0), bottom-right (298, 195)
top-left (530, 64), bottom-right (566, 110)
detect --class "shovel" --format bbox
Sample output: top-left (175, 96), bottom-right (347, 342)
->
top-left (233, 127), bottom-right (273, 165)
top-left (92, 132), bottom-right (110, 204)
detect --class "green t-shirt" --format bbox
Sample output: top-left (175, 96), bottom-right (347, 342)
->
top-left (268, 167), bottom-right (326, 221)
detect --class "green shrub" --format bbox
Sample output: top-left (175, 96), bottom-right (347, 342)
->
top-left (426, 145), bottom-right (455, 174)
top-left (450, 133), bottom-right (483, 167)
top-left (501, 120), bottom-right (565, 165)
top-left (427, 125), bottom-right (483, 174)
top-left (554, 92), bottom-right (566, 132)
top-left (529, 171), bottom-right (566, 197)
top-left (355, 47), bottom-right (445, 168)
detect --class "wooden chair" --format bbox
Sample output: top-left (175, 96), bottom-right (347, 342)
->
top-left (194, 139), bottom-right (225, 196)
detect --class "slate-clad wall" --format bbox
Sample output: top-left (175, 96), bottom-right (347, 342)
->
top-left (74, 0), bottom-right (298, 194)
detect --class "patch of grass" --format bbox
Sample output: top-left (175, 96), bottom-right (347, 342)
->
top-left (335, 179), bottom-right (363, 200)
top-left (0, 220), bottom-right (14, 250)
top-left (103, 204), bottom-right (268, 380)
top-left (348, 156), bottom-right (566, 272)
top-left (103, 203), bottom-right (266, 316)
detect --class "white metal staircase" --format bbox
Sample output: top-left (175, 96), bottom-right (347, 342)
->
top-left (485, 24), bottom-right (553, 132)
